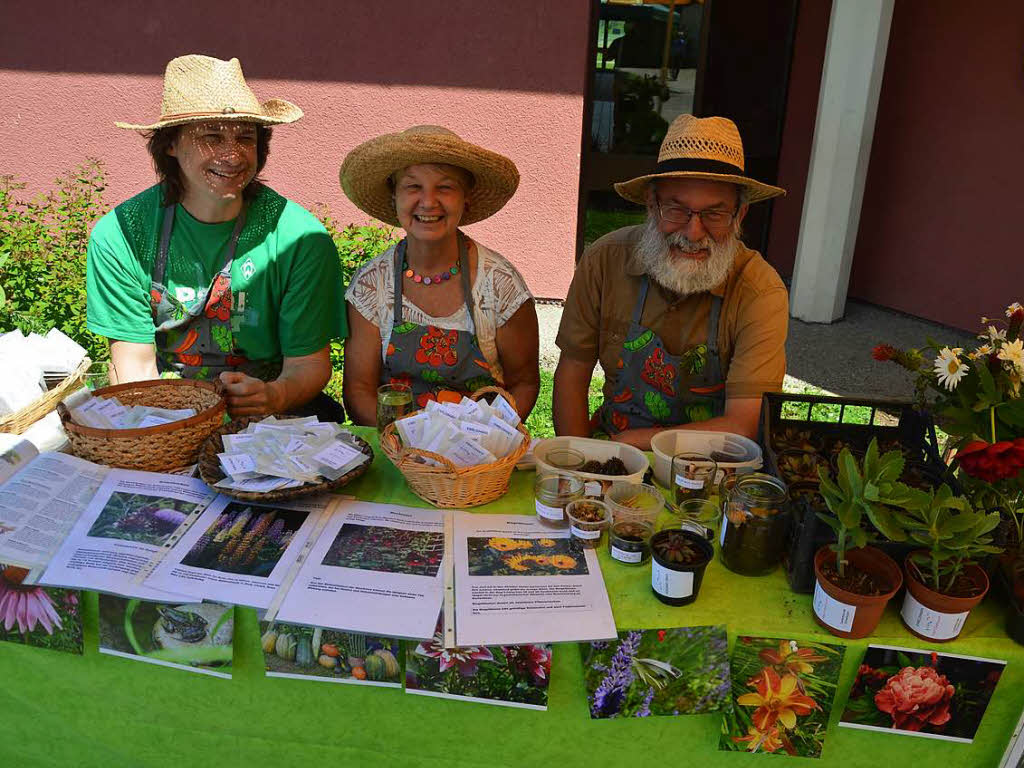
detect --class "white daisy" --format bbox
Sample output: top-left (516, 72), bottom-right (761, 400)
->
top-left (998, 338), bottom-right (1024, 372)
top-left (983, 326), bottom-right (1007, 342)
top-left (934, 347), bottom-right (969, 390)
top-left (1006, 302), bottom-right (1023, 318)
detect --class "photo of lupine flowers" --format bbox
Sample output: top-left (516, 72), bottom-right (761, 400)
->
top-left (839, 645), bottom-right (1005, 743)
top-left (581, 626), bottom-right (730, 719)
top-left (720, 636), bottom-right (845, 757)
top-left (98, 595), bottom-right (234, 678)
top-left (261, 621), bottom-right (402, 686)
top-left (181, 503), bottom-right (306, 577)
top-left (87, 492), bottom-right (198, 546)
top-left (467, 536), bottom-right (589, 576)
top-left (321, 523), bottom-right (443, 577)
top-left (0, 564), bottom-right (82, 654)
top-left (406, 619), bottom-right (551, 709)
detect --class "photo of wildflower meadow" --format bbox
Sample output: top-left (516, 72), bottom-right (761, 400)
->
top-left (720, 636), bottom-right (845, 758)
top-left (0, 564), bottom-right (82, 654)
top-left (87, 492), bottom-right (199, 547)
top-left (839, 645), bottom-right (1005, 742)
top-left (181, 503), bottom-right (307, 577)
top-left (99, 594), bottom-right (234, 678)
top-left (261, 621), bottom-right (402, 686)
top-left (406, 618), bottom-right (551, 709)
top-left (321, 523), bottom-right (444, 577)
top-left (467, 536), bottom-right (588, 576)
top-left (582, 626), bottom-right (730, 719)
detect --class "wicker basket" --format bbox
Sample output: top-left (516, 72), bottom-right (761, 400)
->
top-left (0, 357), bottom-right (91, 435)
top-left (59, 379), bottom-right (226, 471)
top-left (379, 386), bottom-right (530, 508)
top-left (198, 415), bottom-right (374, 501)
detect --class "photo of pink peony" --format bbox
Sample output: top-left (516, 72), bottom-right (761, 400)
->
top-left (0, 564), bottom-right (83, 654)
top-left (840, 645), bottom-right (1005, 743)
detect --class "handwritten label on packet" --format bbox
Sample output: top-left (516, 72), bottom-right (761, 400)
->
top-left (222, 433), bottom-right (258, 452)
top-left (490, 394), bottom-right (520, 426)
top-left (459, 396), bottom-right (485, 421)
top-left (312, 440), bottom-right (364, 470)
top-left (396, 411), bottom-right (431, 446)
top-left (218, 452), bottom-right (258, 477)
top-left (448, 439), bottom-right (495, 468)
top-left (812, 581), bottom-right (856, 632)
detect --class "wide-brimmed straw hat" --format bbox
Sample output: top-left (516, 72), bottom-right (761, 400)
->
top-left (615, 114), bottom-right (785, 205)
top-left (339, 125), bottom-right (520, 226)
top-left (115, 55), bottom-right (303, 131)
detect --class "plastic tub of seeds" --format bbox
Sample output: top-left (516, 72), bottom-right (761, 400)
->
top-left (533, 436), bottom-right (648, 498)
top-left (650, 429), bottom-right (761, 488)
top-left (565, 499), bottom-right (611, 548)
top-left (608, 520), bottom-right (653, 565)
top-left (605, 482), bottom-right (665, 527)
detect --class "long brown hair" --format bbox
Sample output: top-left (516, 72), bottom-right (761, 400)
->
top-left (145, 124), bottom-right (273, 206)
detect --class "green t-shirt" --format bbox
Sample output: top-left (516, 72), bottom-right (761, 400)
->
top-left (86, 184), bottom-right (347, 366)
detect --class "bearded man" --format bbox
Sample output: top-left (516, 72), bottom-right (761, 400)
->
top-left (553, 115), bottom-right (788, 448)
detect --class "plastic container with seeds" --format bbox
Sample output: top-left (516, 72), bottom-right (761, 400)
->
top-left (720, 473), bottom-right (790, 576)
top-left (565, 499), bottom-right (611, 548)
top-left (671, 452), bottom-right (718, 504)
top-left (605, 482), bottom-right (665, 527)
top-left (534, 472), bottom-right (585, 528)
top-left (608, 520), bottom-right (653, 565)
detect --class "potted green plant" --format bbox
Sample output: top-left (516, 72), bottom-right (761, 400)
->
top-left (892, 485), bottom-right (1001, 641)
top-left (813, 439), bottom-right (911, 639)
top-left (649, 529), bottom-right (713, 606)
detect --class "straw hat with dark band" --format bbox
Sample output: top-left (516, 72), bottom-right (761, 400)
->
top-left (615, 114), bottom-right (785, 205)
top-left (340, 125), bottom-right (520, 226)
top-left (116, 55), bottom-right (303, 131)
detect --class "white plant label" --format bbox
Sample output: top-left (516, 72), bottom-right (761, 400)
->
top-left (813, 581), bottom-right (856, 632)
top-left (584, 481), bottom-right (602, 497)
top-left (674, 474), bottom-right (704, 490)
top-left (651, 560), bottom-right (694, 599)
top-left (901, 592), bottom-right (968, 640)
top-left (611, 545), bottom-right (643, 564)
top-left (535, 501), bottom-right (564, 521)
top-left (570, 525), bottom-right (601, 540)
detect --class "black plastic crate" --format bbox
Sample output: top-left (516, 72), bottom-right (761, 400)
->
top-left (758, 392), bottom-right (953, 593)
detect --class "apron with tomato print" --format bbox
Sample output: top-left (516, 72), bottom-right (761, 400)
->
top-left (149, 205), bottom-right (278, 381)
top-left (598, 275), bottom-right (726, 434)
top-left (381, 234), bottom-right (496, 408)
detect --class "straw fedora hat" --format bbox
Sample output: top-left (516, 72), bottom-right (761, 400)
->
top-left (615, 114), bottom-right (785, 205)
top-left (339, 125), bottom-right (520, 227)
top-left (115, 54), bottom-right (303, 131)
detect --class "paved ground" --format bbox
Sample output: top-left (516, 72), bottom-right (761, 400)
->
top-left (536, 299), bottom-right (976, 399)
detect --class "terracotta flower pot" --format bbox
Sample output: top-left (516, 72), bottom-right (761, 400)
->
top-left (900, 554), bottom-right (989, 642)
top-left (812, 545), bottom-right (902, 639)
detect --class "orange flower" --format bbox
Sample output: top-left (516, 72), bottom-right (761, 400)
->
top-left (736, 668), bottom-right (818, 731)
top-left (503, 554), bottom-right (531, 572)
top-left (550, 555), bottom-right (577, 570)
top-left (488, 537), bottom-right (519, 552)
top-left (532, 555), bottom-right (551, 566)
top-left (732, 725), bottom-right (785, 754)
top-left (758, 640), bottom-right (827, 677)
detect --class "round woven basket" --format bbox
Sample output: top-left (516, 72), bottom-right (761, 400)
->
top-left (379, 386), bottom-right (530, 508)
top-left (59, 379), bottom-right (226, 471)
top-left (0, 357), bottom-right (91, 436)
top-left (197, 415), bottom-right (374, 501)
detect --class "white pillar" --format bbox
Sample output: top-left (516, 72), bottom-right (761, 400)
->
top-left (789, 0), bottom-right (895, 323)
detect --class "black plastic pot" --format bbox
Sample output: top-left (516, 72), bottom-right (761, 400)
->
top-left (650, 530), bottom-right (713, 606)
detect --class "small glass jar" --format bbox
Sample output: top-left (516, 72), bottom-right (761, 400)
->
top-left (720, 473), bottom-right (790, 576)
top-left (661, 498), bottom-right (719, 540)
top-left (545, 447), bottom-right (585, 472)
top-left (671, 452), bottom-right (718, 504)
top-left (566, 499), bottom-right (611, 548)
top-left (605, 482), bottom-right (665, 527)
top-left (608, 520), bottom-right (653, 565)
top-left (534, 472), bottom-right (584, 528)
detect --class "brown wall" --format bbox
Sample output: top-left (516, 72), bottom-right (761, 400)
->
top-left (848, 0), bottom-right (1024, 330)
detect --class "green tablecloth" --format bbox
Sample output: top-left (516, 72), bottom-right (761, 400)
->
top-left (6, 428), bottom-right (1023, 767)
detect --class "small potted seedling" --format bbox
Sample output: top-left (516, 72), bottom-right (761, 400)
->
top-left (893, 484), bottom-right (1000, 641)
top-left (650, 528), bottom-right (713, 606)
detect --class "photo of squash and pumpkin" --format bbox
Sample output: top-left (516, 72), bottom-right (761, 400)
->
top-left (260, 621), bottom-right (402, 686)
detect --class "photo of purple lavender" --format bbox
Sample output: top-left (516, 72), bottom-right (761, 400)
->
top-left (581, 626), bottom-right (730, 719)
top-left (181, 503), bottom-right (307, 577)
top-left (87, 492), bottom-right (200, 547)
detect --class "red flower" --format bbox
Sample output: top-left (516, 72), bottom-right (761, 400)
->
top-left (874, 666), bottom-right (954, 732)
top-left (872, 344), bottom-right (898, 361)
top-left (149, 288), bottom-right (163, 307)
top-left (657, 630), bottom-right (666, 642)
top-left (414, 326), bottom-right (458, 367)
top-left (640, 348), bottom-right (677, 397)
top-left (204, 275), bottom-right (232, 321)
top-left (956, 438), bottom-right (1024, 483)
top-left (502, 644), bottom-right (551, 685)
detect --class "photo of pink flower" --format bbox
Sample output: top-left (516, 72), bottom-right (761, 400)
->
top-left (0, 564), bottom-right (83, 654)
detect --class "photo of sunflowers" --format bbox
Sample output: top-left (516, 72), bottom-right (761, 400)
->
top-left (467, 536), bottom-right (589, 576)
top-left (181, 502), bottom-right (307, 577)
top-left (719, 636), bottom-right (845, 758)
top-left (0, 563), bottom-right (82, 654)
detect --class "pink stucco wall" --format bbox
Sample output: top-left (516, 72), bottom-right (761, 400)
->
top-left (0, 1), bottom-right (590, 299)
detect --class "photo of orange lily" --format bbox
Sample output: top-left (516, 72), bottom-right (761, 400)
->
top-left (720, 636), bottom-right (845, 759)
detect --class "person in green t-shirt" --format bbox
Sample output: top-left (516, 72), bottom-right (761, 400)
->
top-left (86, 54), bottom-right (347, 419)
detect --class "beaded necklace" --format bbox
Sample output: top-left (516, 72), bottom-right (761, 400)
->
top-left (402, 255), bottom-right (461, 286)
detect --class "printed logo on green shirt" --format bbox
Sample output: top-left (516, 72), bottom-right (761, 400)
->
top-left (240, 258), bottom-right (256, 280)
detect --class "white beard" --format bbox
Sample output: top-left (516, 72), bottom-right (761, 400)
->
top-left (634, 213), bottom-right (740, 296)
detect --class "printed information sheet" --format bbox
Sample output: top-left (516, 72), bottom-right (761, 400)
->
top-left (0, 440), bottom-right (109, 569)
top-left (40, 470), bottom-right (214, 601)
top-left (144, 495), bottom-right (333, 609)
top-left (275, 500), bottom-right (446, 640)
top-left (453, 512), bottom-right (616, 647)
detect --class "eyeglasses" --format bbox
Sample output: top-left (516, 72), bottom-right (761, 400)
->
top-left (656, 199), bottom-right (738, 231)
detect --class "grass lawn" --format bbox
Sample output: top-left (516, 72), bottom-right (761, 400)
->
top-left (584, 209), bottom-right (646, 247)
top-left (525, 369), bottom-right (604, 439)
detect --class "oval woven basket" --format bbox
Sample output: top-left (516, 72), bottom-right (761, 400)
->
top-left (379, 386), bottom-right (530, 508)
top-left (0, 357), bottom-right (91, 436)
top-left (198, 415), bottom-right (374, 501)
top-left (59, 379), bottom-right (226, 471)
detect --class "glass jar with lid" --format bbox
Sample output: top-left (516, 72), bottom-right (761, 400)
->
top-left (534, 472), bottom-right (585, 528)
top-left (719, 473), bottom-right (789, 576)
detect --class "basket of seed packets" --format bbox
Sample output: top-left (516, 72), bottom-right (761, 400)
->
top-left (379, 386), bottom-right (530, 508)
top-left (198, 414), bottom-right (373, 501)
top-left (59, 379), bottom-right (226, 471)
